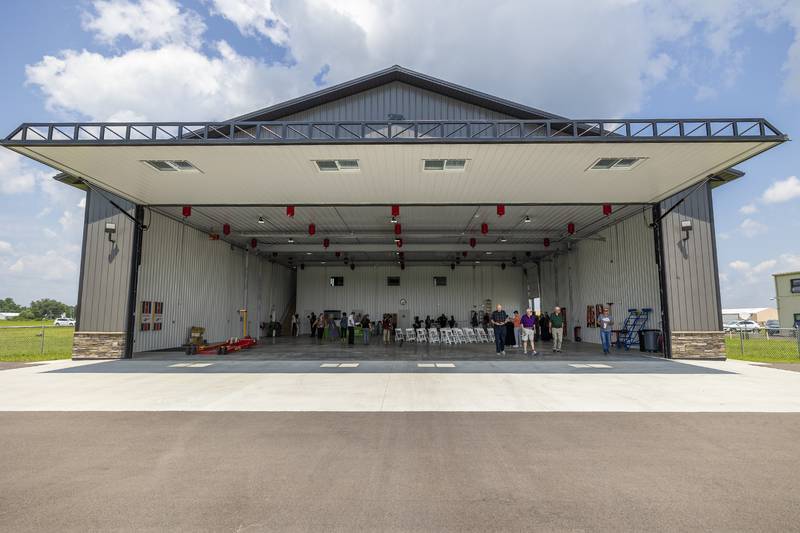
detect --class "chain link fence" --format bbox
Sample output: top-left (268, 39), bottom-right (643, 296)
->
top-left (0, 325), bottom-right (74, 360)
top-left (725, 328), bottom-right (800, 360)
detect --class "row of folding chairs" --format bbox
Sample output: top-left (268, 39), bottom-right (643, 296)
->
top-left (394, 327), bottom-right (495, 345)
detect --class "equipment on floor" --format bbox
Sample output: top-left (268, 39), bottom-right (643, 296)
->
top-left (620, 308), bottom-right (652, 350)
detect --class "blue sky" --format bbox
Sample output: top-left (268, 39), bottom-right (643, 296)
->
top-left (0, 0), bottom-right (798, 309)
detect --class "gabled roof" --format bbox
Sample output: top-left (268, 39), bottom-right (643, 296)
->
top-left (230, 65), bottom-right (567, 122)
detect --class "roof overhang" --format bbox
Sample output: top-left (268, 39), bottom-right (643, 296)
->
top-left (2, 118), bottom-right (786, 205)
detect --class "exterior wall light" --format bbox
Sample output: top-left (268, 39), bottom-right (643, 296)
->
top-left (105, 222), bottom-right (116, 243)
top-left (680, 219), bottom-right (693, 240)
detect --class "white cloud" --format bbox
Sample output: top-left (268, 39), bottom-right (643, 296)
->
top-left (209, 0), bottom-right (289, 45)
top-left (722, 253), bottom-right (799, 307)
top-left (729, 260), bottom-right (751, 272)
top-left (739, 218), bottom-right (768, 238)
top-left (0, 150), bottom-right (40, 195)
top-left (42, 228), bottom-right (58, 239)
top-left (83, 0), bottom-right (206, 48)
top-left (7, 250), bottom-right (78, 281)
top-left (0, 241), bottom-right (13, 254)
top-left (739, 203), bottom-right (758, 214)
top-left (77, 197), bottom-right (86, 209)
top-left (762, 175), bottom-right (800, 203)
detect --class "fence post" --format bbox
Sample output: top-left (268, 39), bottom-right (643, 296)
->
top-left (739, 331), bottom-right (744, 355)
top-left (40, 322), bottom-right (45, 355)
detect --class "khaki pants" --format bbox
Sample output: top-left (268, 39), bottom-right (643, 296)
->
top-left (383, 329), bottom-right (391, 343)
top-left (552, 327), bottom-right (564, 351)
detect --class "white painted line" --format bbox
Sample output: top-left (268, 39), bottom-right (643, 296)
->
top-left (320, 363), bottom-right (339, 368)
top-left (587, 363), bottom-right (612, 369)
top-left (435, 363), bottom-right (456, 368)
top-left (338, 363), bottom-right (360, 368)
top-left (169, 363), bottom-right (191, 368)
top-left (188, 363), bottom-right (213, 368)
top-left (569, 363), bottom-right (591, 368)
top-left (417, 363), bottom-right (436, 368)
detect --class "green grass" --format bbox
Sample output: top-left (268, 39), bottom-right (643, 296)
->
top-left (0, 323), bottom-right (73, 362)
top-left (725, 336), bottom-right (800, 363)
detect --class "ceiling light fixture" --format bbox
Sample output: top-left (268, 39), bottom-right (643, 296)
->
top-left (288, 238), bottom-right (294, 244)
top-left (500, 237), bottom-right (507, 243)
top-left (258, 216), bottom-right (265, 224)
top-left (391, 216), bottom-right (397, 224)
top-left (524, 215), bottom-right (531, 223)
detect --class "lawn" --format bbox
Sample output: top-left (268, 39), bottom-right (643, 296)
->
top-left (725, 336), bottom-right (800, 363)
top-left (0, 323), bottom-right (74, 362)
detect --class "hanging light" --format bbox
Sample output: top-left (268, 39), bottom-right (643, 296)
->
top-left (391, 205), bottom-right (400, 217)
top-left (462, 251), bottom-right (468, 257)
top-left (258, 216), bottom-right (265, 224)
top-left (286, 205), bottom-right (295, 217)
top-left (567, 222), bottom-right (575, 235)
top-left (481, 223), bottom-right (489, 235)
top-left (500, 236), bottom-right (507, 243)
top-left (469, 238), bottom-right (476, 248)
top-left (182, 205), bottom-right (191, 218)
top-left (524, 215), bottom-right (531, 223)
top-left (496, 204), bottom-right (505, 217)
top-left (394, 223), bottom-right (402, 235)
top-left (391, 216), bottom-right (397, 224)
top-left (396, 238), bottom-right (403, 248)
top-left (335, 251), bottom-right (341, 258)
top-left (288, 238), bottom-right (294, 244)
top-left (308, 223), bottom-right (316, 236)
top-left (603, 204), bottom-right (613, 216)
top-left (323, 238), bottom-right (330, 249)
top-left (223, 223), bottom-right (231, 236)
top-left (544, 238), bottom-right (550, 248)
top-left (250, 239), bottom-right (257, 249)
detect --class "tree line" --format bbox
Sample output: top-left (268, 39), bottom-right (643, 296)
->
top-left (0, 297), bottom-right (76, 320)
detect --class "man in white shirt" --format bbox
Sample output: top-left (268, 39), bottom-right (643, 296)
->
top-left (347, 312), bottom-right (356, 345)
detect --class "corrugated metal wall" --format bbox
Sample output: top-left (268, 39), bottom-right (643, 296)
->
top-left (297, 264), bottom-right (529, 329)
top-left (281, 81), bottom-right (513, 122)
top-left (659, 183), bottom-right (722, 332)
top-left (76, 189), bottom-right (136, 332)
top-left (539, 210), bottom-right (661, 343)
top-left (133, 212), bottom-right (292, 352)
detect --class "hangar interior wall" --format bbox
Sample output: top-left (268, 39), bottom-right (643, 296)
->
top-left (539, 210), bottom-right (662, 344)
top-left (296, 264), bottom-right (535, 332)
top-left (133, 212), bottom-right (293, 352)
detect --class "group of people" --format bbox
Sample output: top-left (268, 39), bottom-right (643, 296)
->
top-left (488, 304), bottom-right (566, 356)
top-left (412, 314), bottom-right (458, 330)
top-left (293, 311), bottom-right (395, 346)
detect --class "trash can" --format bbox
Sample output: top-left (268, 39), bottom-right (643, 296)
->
top-left (639, 329), bottom-right (660, 352)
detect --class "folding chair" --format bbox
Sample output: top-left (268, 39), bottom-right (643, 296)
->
top-left (441, 328), bottom-right (454, 345)
top-left (465, 328), bottom-right (478, 343)
top-left (428, 328), bottom-right (440, 344)
top-left (486, 327), bottom-right (495, 342)
top-left (475, 328), bottom-right (488, 343)
top-left (416, 328), bottom-right (428, 343)
top-left (454, 328), bottom-right (467, 344)
top-left (405, 328), bottom-right (416, 343)
top-left (394, 328), bottom-right (404, 343)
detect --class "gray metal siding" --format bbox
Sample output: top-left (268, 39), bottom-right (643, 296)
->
top-left (539, 212), bottom-right (661, 343)
top-left (660, 183), bottom-right (722, 332)
top-left (281, 81), bottom-right (514, 122)
top-left (296, 264), bottom-right (526, 329)
top-left (76, 189), bottom-right (136, 332)
top-left (133, 212), bottom-right (292, 352)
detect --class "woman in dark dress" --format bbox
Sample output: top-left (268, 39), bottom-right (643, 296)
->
top-left (505, 319), bottom-right (516, 347)
top-left (539, 313), bottom-right (552, 342)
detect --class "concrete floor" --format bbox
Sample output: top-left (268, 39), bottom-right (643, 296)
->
top-left (1, 412), bottom-right (799, 532)
top-left (136, 335), bottom-right (651, 361)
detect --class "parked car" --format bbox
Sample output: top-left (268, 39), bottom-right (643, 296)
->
top-left (53, 317), bottom-right (76, 327)
top-left (765, 320), bottom-right (781, 335)
top-left (723, 321), bottom-right (739, 332)
top-left (728, 320), bottom-right (761, 332)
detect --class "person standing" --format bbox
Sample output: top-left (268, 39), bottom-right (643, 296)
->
top-left (471, 310), bottom-right (479, 328)
top-left (309, 313), bottom-right (316, 338)
top-left (347, 312), bottom-right (356, 345)
top-left (361, 314), bottom-right (371, 345)
top-left (512, 311), bottom-right (522, 349)
top-left (448, 315), bottom-right (456, 328)
top-left (520, 308), bottom-right (538, 356)
top-left (315, 313), bottom-right (326, 342)
top-left (382, 315), bottom-right (392, 343)
top-left (339, 312), bottom-right (348, 344)
top-left (598, 307), bottom-right (614, 354)
top-left (550, 307), bottom-right (564, 353)
top-left (491, 304), bottom-right (509, 355)
top-left (291, 314), bottom-right (298, 337)
top-left (425, 315), bottom-right (432, 329)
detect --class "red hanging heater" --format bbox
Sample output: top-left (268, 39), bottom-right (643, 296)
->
top-left (469, 238), bottom-right (477, 248)
top-left (308, 223), bottom-right (316, 236)
top-left (182, 205), bottom-right (191, 217)
top-left (462, 251), bottom-right (468, 257)
top-left (250, 239), bottom-right (257, 249)
top-left (286, 205), bottom-right (295, 217)
top-left (223, 223), bottom-right (231, 236)
top-left (391, 205), bottom-right (400, 217)
top-left (396, 238), bottom-right (403, 248)
top-left (567, 222), bottom-right (575, 235)
top-left (323, 238), bottom-right (330, 249)
top-left (496, 204), bottom-right (505, 217)
top-left (544, 238), bottom-right (550, 248)
top-left (335, 251), bottom-right (341, 258)
top-left (603, 204), bottom-right (612, 216)
top-left (481, 223), bottom-right (489, 235)
top-left (394, 224), bottom-right (402, 235)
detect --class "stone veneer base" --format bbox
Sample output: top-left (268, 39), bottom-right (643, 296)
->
top-left (72, 331), bottom-right (127, 359)
top-left (670, 331), bottom-right (726, 360)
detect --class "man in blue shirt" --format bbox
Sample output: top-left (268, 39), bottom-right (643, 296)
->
top-left (490, 304), bottom-right (509, 355)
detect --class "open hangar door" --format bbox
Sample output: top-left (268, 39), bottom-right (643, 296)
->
top-left (141, 202), bottom-right (658, 351)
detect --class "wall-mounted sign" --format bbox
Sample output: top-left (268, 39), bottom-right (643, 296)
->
top-left (140, 301), bottom-right (164, 331)
top-left (400, 298), bottom-right (407, 306)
